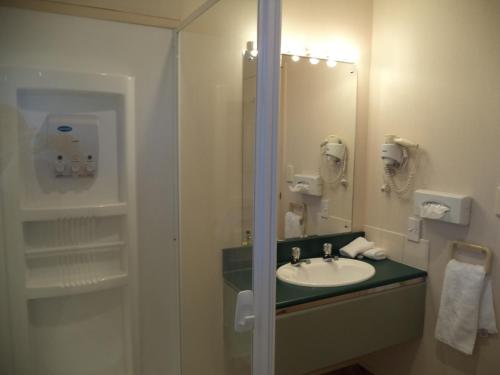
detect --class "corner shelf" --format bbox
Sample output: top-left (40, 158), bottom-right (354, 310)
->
top-left (20, 203), bottom-right (128, 222)
top-left (26, 273), bottom-right (128, 300)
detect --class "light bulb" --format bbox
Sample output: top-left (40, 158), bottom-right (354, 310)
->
top-left (291, 55), bottom-right (300, 62)
top-left (326, 59), bottom-right (337, 68)
top-left (309, 57), bottom-right (320, 65)
top-left (250, 49), bottom-right (258, 57)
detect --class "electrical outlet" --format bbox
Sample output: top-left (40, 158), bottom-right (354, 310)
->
top-left (286, 165), bottom-right (294, 183)
top-left (320, 199), bottom-right (329, 219)
top-left (407, 216), bottom-right (422, 242)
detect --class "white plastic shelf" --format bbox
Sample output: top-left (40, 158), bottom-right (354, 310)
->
top-left (25, 241), bottom-right (125, 258)
top-left (20, 203), bottom-right (128, 222)
top-left (26, 273), bottom-right (128, 300)
top-left (25, 241), bottom-right (126, 299)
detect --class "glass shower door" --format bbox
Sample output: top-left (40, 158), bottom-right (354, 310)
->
top-left (178, 0), bottom-right (281, 374)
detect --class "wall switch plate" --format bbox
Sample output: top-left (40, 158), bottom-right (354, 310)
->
top-left (320, 199), bottom-right (329, 219)
top-left (407, 216), bottom-right (422, 242)
top-left (496, 186), bottom-right (500, 216)
top-left (286, 165), bottom-right (294, 183)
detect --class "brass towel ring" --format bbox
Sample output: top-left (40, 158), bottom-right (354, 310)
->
top-left (450, 240), bottom-right (492, 274)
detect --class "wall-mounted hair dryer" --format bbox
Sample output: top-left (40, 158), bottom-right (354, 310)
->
top-left (381, 134), bottom-right (418, 167)
top-left (320, 135), bottom-right (348, 187)
top-left (381, 134), bottom-right (419, 196)
top-left (322, 136), bottom-right (346, 162)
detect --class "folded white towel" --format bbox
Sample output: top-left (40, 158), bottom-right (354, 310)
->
top-left (284, 211), bottom-right (304, 239)
top-left (435, 259), bottom-right (496, 354)
top-left (339, 237), bottom-right (374, 258)
top-left (363, 247), bottom-right (387, 260)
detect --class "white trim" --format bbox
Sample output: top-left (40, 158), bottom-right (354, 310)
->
top-left (170, 33), bottom-right (182, 375)
top-left (252, 0), bottom-right (282, 374)
top-left (176, 0), bottom-right (220, 31)
top-left (176, 29), bottom-right (187, 375)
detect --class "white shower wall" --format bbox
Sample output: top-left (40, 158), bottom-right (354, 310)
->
top-left (0, 7), bottom-right (179, 375)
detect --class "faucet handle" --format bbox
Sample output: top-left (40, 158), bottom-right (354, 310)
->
top-left (323, 243), bottom-right (333, 258)
top-left (291, 247), bottom-right (301, 264)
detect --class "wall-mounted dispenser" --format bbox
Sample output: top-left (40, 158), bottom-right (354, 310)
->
top-left (414, 189), bottom-right (471, 225)
top-left (288, 174), bottom-right (323, 196)
top-left (46, 114), bottom-right (99, 178)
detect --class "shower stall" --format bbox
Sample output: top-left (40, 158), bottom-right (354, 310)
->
top-left (0, 0), bottom-right (280, 374)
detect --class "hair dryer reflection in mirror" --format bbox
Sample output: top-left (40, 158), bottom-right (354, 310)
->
top-left (380, 134), bottom-right (419, 197)
top-left (320, 134), bottom-right (348, 188)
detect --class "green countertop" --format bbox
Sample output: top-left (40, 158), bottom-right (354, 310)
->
top-left (224, 257), bottom-right (427, 309)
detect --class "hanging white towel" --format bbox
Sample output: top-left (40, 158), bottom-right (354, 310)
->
top-left (435, 259), bottom-right (496, 355)
top-left (479, 277), bottom-right (498, 334)
top-left (284, 211), bottom-right (304, 239)
top-left (339, 237), bottom-right (374, 258)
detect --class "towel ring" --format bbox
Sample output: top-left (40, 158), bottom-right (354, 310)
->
top-left (450, 240), bottom-right (492, 274)
top-left (289, 202), bottom-right (307, 226)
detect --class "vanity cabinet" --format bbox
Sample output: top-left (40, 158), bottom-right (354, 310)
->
top-left (223, 233), bottom-right (427, 374)
top-left (275, 281), bottom-right (425, 375)
top-left (224, 279), bottom-right (425, 374)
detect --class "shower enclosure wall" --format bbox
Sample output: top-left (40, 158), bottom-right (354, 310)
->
top-left (1, 67), bottom-right (137, 375)
top-left (0, 0), bottom-right (280, 373)
top-left (178, 1), bottom-right (258, 373)
top-left (0, 8), bottom-right (180, 375)
top-left (179, 0), bottom-right (280, 374)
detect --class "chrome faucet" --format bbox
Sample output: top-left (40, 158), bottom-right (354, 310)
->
top-left (323, 243), bottom-right (338, 262)
top-left (291, 247), bottom-right (310, 266)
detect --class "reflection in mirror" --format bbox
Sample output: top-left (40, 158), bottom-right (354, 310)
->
top-left (241, 52), bottom-right (358, 242)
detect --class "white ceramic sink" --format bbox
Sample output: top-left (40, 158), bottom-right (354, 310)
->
top-left (276, 257), bottom-right (375, 288)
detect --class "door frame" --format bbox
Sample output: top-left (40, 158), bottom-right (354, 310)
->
top-left (252, 0), bottom-right (282, 373)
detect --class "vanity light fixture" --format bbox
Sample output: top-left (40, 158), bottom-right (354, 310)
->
top-left (246, 41), bottom-right (355, 66)
top-left (326, 59), bottom-right (337, 68)
top-left (282, 52), bottom-right (345, 68)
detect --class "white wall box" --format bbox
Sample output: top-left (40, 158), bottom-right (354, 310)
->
top-left (414, 189), bottom-right (471, 225)
top-left (0, 67), bottom-right (138, 375)
top-left (289, 174), bottom-right (323, 196)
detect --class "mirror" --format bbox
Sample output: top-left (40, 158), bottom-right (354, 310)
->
top-left (242, 53), bottom-right (358, 242)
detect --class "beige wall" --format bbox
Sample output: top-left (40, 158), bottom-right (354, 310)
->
top-left (360, 0), bottom-right (500, 374)
top-left (282, 0), bottom-right (373, 232)
top-left (179, 1), bottom-right (256, 374)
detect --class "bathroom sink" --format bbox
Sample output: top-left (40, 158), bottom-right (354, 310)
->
top-left (276, 258), bottom-right (375, 288)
